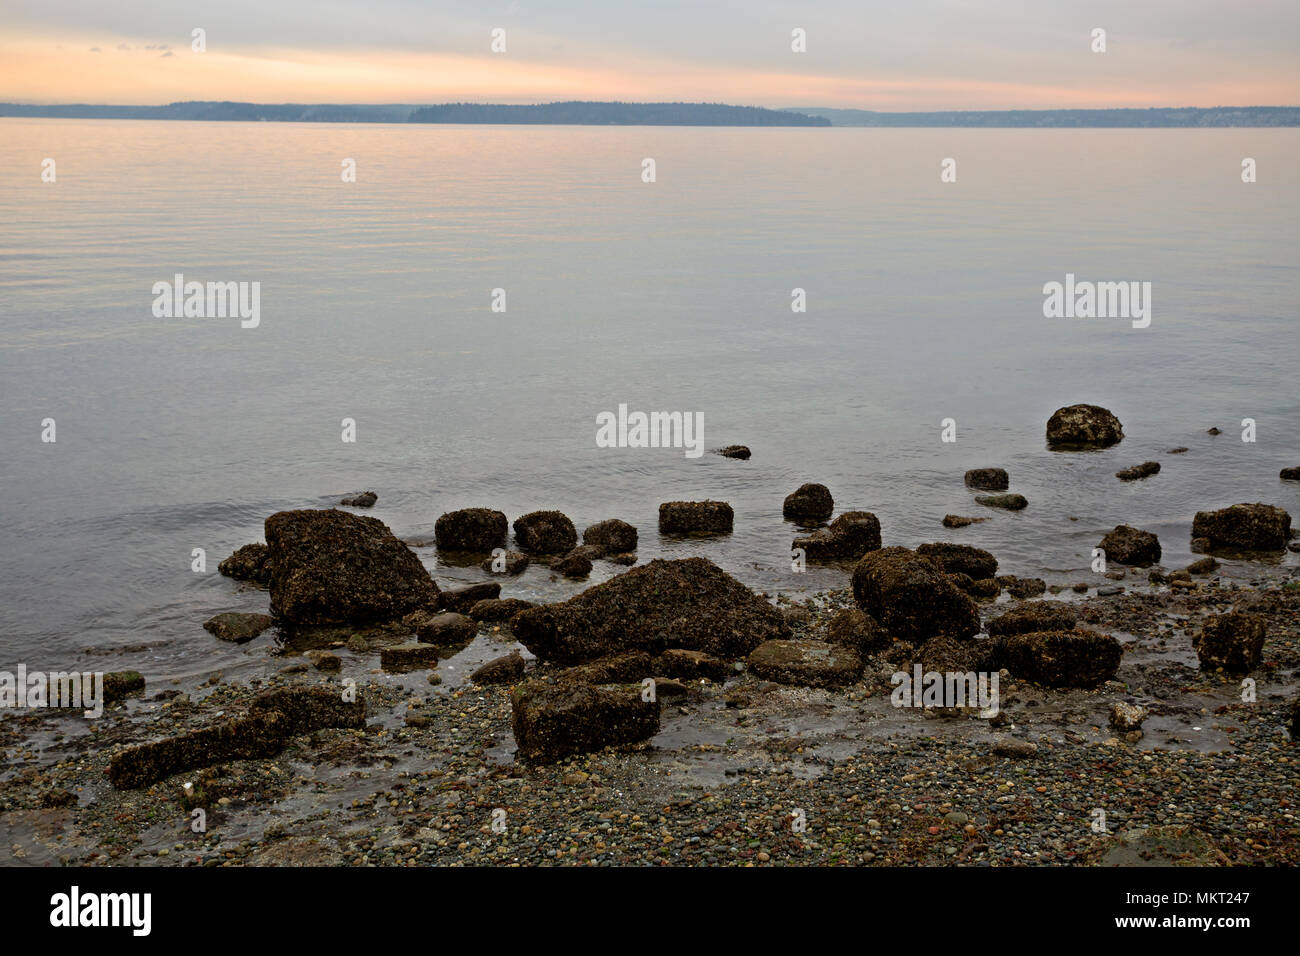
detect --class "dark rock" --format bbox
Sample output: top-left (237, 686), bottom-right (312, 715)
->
top-left (654, 649), bottom-right (731, 682)
top-left (995, 630), bottom-right (1122, 687)
top-left (203, 612), bottom-right (273, 644)
top-left (109, 712), bottom-right (290, 789)
top-left (380, 643), bottom-right (440, 672)
top-left (513, 511), bottom-right (578, 554)
top-left (412, 611), bottom-right (477, 645)
top-left (1098, 525), bottom-right (1162, 566)
top-left (991, 738), bottom-right (1038, 759)
top-left (103, 671), bottom-right (146, 704)
top-left (949, 574), bottom-right (1000, 599)
top-left (1116, 461), bottom-right (1160, 481)
top-left (747, 639), bottom-right (863, 688)
top-left (583, 519), bottom-right (638, 553)
top-left (826, 608), bottom-right (893, 656)
top-left (39, 788), bottom-right (78, 809)
top-left (512, 557), bottom-right (789, 664)
top-left (556, 652), bottom-right (655, 686)
top-left (917, 542), bottom-right (998, 579)
top-left (1046, 404), bottom-right (1124, 448)
top-left (976, 493), bottom-right (1028, 510)
top-left (783, 483), bottom-right (834, 521)
top-left (910, 635), bottom-right (998, 673)
top-left (555, 550), bottom-right (593, 579)
top-left (481, 550), bottom-right (529, 575)
top-left (1185, 557), bottom-right (1219, 575)
top-left (471, 651), bottom-right (527, 685)
top-left (716, 445), bottom-right (751, 459)
top-left (1191, 503), bottom-right (1292, 551)
top-left (1281, 467), bottom-right (1300, 481)
top-left (1194, 612), bottom-right (1267, 673)
top-left (1190, 537), bottom-right (1212, 554)
top-left (218, 543), bottom-right (272, 587)
top-left (1290, 697), bottom-right (1300, 741)
top-left (986, 601), bottom-right (1077, 637)
top-left (434, 508), bottom-right (508, 553)
top-left (964, 468), bottom-right (1009, 491)
top-left (1207, 427), bottom-right (1222, 435)
top-left (606, 552), bottom-right (638, 565)
top-left (658, 500), bottom-right (734, 535)
top-left (511, 679), bottom-right (659, 764)
top-left (792, 511), bottom-right (882, 561)
top-left (438, 582), bottom-right (501, 613)
top-left (1168, 447), bottom-right (1188, 454)
top-left (1003, 577), bottom-right (1046, 598)
top-left (340, 491), bottom-right (378, 508)
top-left (851, 547), bottom-right (980, 642)
top-left (468, 598), bottom-right (537, 623)
top-left (942, 515), bottom-right (987, 529)
top-left (249, 686), bottom-right (366, 736)
top-left (265, 509), bottom-right (439, 626)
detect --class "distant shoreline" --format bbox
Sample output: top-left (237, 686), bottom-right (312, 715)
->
top-left (3, 101), bottom-right (1298, 127)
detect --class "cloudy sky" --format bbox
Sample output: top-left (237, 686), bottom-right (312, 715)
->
top-left (2, 0), bottom-right (1297, 109)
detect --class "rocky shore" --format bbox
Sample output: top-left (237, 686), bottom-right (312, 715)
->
top-left (1, 404), bottom-right (1297, 866)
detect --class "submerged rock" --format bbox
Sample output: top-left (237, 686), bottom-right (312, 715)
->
top-left (513, 510), bottom-right (578, 554)
top-left (1194, 611), bottom-right (1267, 673)
top-left (793, 511), bottom-right (882, 561)
top-left (942, 515), bottom-right (987, 529)
top-left (1282, 467), bottom-right (1300, 481)
top-left (715, 445), bottom-right (751, 459)
top-left (964, 468), bottom-right (1009, 491)
top-left (783, 483), bottom-right (834, 522)
top-left (995, 630), bottom-right (1122, 687)
top-left (747, 639), bottom-right (863, 688)
top-left (658, 500), bottom-right (734, 535)
top-left (582, 519), bottom-right (637, 554)
top-left (975, 493), bottom-right (1028, 511)
top-left (917, 542), bottom-right (998, 579)
top-left (434, 508), bottom-right (508, 552)
top-left (218, 543), bottom-right (272, 587)
top-left (554, 550), bottom-right (593, 579)
top-left (1098, 525), bottom-right (1162, 566)
top-left (512, 557), bottom-right (789, 664)
top-left (481, 550), bottom-right (529, 575)
top-left (265, 509), bottom-right (439, 626)
top-left (203, 612), bottom-right (273, 644)
top-left (511, 679), bottom-right (659, 764)
top-left (1116, 462), bottom-right (1160, 481)
top-left (851, 547), bottom-right (980, 642)
top-left (340, 491), bottom-right (378, 508)
top-left (1191, 503), bottom-right (1292, 551)
top-left (1046, 404), bottom-right (1124, 448)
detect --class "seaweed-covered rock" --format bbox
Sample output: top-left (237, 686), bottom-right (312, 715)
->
top-left (249, 686), bottom-right (367, 736)
top-left (1194, 611), bottom-right (1267, 673)
top-left (995, 630), bottom-right (1122, 687)
top-left (825, 608), bottom-right (892, 656)
top-left (917, 542), bottom-right (998, 579)
top-left (1045, 404), bottom-right (1124, 448)
top-left (851, 547), bottom-right (980, 642)
top-left (748, 639), bottom-right (863, 688)
top-left (986, 601), bottom-right (1077, 637)
top-left (218, 543), bottom-right (272, 587)
top-left (948, 574), bottom-right (1000, 599)
top-left (783, 483), bottom-right (834, 522)
top-left (265, 509), bottom-right (439, 626)
top-left (1001, 576), bottom-right (1046, 599)
top-left (103, 671), bottom-right (146, 704)
top-left (964, 468), bottom-right (1008, 491)
top-left (340, 491), bottom-right (378, 507)
top-left (468, 598), bottom-right (537, 623)
top-left (438, 582), bottom-right (501, 613)
top-left (1281, 467), bottom-right (1300, 482)
top-left (1191, 503), bottom-right (1291, 552)
top-left (654, 649), bottom-right (731, 683)
top-left (1110, 702), bottom-right (1148, 732)
top-left (203, 612), bottom-right (273, 644)
top-left (555, 652), bottom-right (655, 686)
top-left (908, 635), bottom-right (999, 674)
top-left (554, 550), bottom-right (593, 579)
top-left (380, 642), bottom-right (441, 672)
top-left (513, 511), bottom-right (578, 554)
top-left (975, 493), bottom-right (1028, 511)
top-left (793, 511), bottom-right (882, 561)
top-left (109, 712), bottom-right (290, 789)
top-left (583, 519), bottom-right (637, 554)
top-left (434, 508), bottom-right (508, 552)
top-left (511, 679), bottom-right (659, 763)
top-left (658, 500), bottom-right (734, 535)
top-left (1116, 462), bottom-right (1160, 481)
top-left (942, 515), bottom-right (986, 529)
top-left (471, 651), bottom-right (527, 685)
top-left (716, 445), bottom-right (751, 459)
top-left (412, 611), bottom-right (477, 645)
top-left (512, 557), bottom-right (789, 664)
top-left (1098, 525), bottom-right (1162, 566)
top-left (481, 550), bottom-right (529, 575)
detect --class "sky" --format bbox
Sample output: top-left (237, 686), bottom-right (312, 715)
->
top-left (1, 0), bottom-right (1297, 110)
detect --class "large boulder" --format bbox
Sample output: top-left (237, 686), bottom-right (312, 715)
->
top-left (1191, 503), bottom-right (1291, 552)
top-left (964, 468), bottom-right (1008, 491)
top-left (512, 557), bottom-right (789, 664)
top-left (986, 601), bottom-right (1077, 637)
top-left (511, 679), bottom-right (659, 763)
top-left (748, 639), bottom-right (863, 688)
top-left (995, 630), bottom-right (1122, 687)
top-left (851, 547), bottom-right (980, 642)
top-left (1194, 612), bottom-right (1266, 673)
top-left (917, 542), bottom-right (998, 579)
top-left (1098, 525), bottom-right (1161, 566)
top-left (658, 500), bottom-right (734, 535)
top-left (583, 519), bottom-right (637, 553)
top-left (265, 509), bottom-right (439, 626)
top-left (793, 511), bottom-right (882, 561)
top-left (513, 511), bottom-right (578, 554)
top-left (1046, 404), bottom-right (1124, 448)
top-left (783, 483), bottom-right (834, 522)
top-left (434, 508), bottom-right (508, 552)
top-left (218, 543), bottom-right (272, 587)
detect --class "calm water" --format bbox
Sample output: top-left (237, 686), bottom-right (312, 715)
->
top-left (1, 119), bottom-right (1297, 679)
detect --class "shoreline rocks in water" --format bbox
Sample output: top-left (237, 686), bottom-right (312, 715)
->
top-left (218, 543), bottom-right (272, 587)
top-left (1046, 403), bottom-right (1124, 449)
top-left (964, 468), bottom-right (1008, 491)
top-left (942, 514), bottom-right (987, 529)
top-left (1281, 467), bottom-right (1300, 481)
top-left (783, 483), bottom-right (834, 522)
top-left (469, 597), bottom-right (537, 623)
top-left (512, 556), bottom-right (789, 664)
top-left (658, 500), bottom-right (734, 535)
top-left (203, 612), bottom-right (273, 644)
top-left (434, 508), bottom-right (508, 553)
top-left (412, 611), bottom-right (477, 646)
top-left (1191, 503), bottom-right (1292, 552)
top-left (851, 547), bottom-right (979, 642)
top-left (583, 518), bottom-right (638, 554)
top-left (975, 493), bottom-right (1028, 511)
top-left (438, 582), bottom-right (501, 613)
top-left (715, 445), bottom-right (751, 459)
top-left (916, 542), bottom-right (998, 579)
top-left (1098, 525), bottom-right (1162, 566)
top-left (512, 511), bottom-right (578, 554)
top-left (482, 550), bottom-right (529, 575)
top-left (1116, 462), bottom-right (1160, 481)
top-left (792, 511), bottom-right (882, 561)
top-left (265, 509), bottom-right (439, 626)
top-left (340, 491), bottom-right (378, 508)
